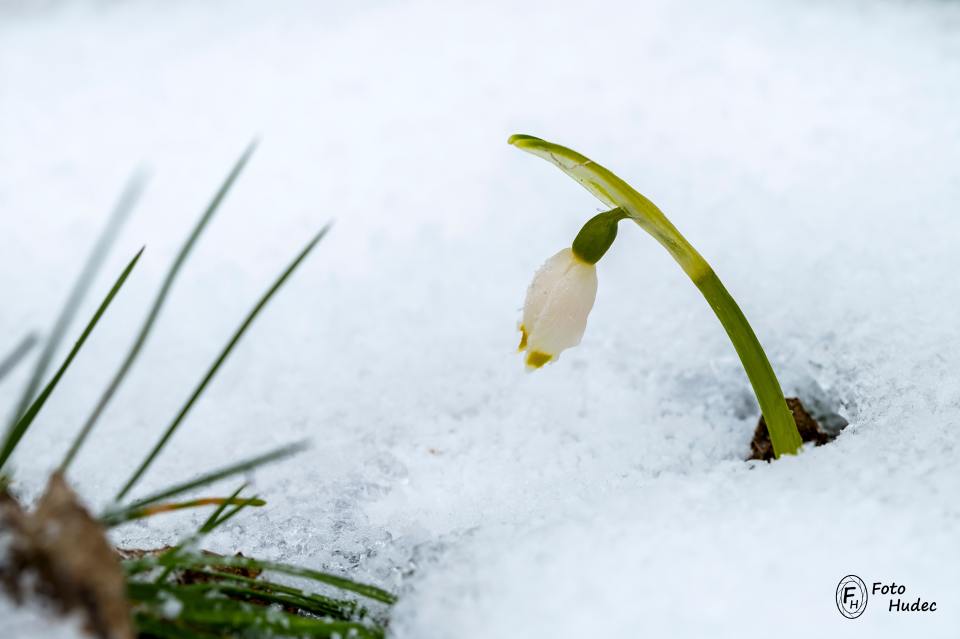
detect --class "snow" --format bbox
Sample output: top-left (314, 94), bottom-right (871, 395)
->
top-left (1, 0), bottom-right (959, 637)
top-left (0, 594), bottom-right (87, 639)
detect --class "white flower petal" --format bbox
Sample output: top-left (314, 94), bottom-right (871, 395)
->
top-left (519, 248), bottom-right (598, 368)
top-left (521, 248), bottom-right (575, 344)
top-left (526, 259), bottom-right (597, 360)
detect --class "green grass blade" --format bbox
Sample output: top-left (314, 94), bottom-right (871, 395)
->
top-left (160, 568), bottom-right (361, 619)
top-left (0, 247), bottom-right (145, 471)
top-left (130, 577), bottom-right (384, 637)
top-left (161, 554), bottom-right (397, 604)
top-left (202, 492), bottom-right (261, 533)
top-left (61, 142), bottom-right (258, 474)
top-left (198, 482), bottom-right (246, 533)
top-left (145, 485), bottom-right (255, 585)
top-left (149, 487), bottom-right (262, 584)
top-left (0, 334), bottom-right (39, 383)
top-left (132, 615), bottom-right (222, 639)
top-left (125, 551), bottom-right (395, 605)
top-left (102, 441), bottom-right (304, 523)
top-left (131, 579), bottom-right (355, 621)
top-left (115, 223), bottom-right (331, 500)
top-left (137, 605), bottom-right (381, 639)
top-left (101, 495), bottom-right (265, 526)
top-left (4, 173), bottom-right (145, 437)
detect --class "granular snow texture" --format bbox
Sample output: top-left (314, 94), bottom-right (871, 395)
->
top-left (1, 1), bottom-right (958, 637)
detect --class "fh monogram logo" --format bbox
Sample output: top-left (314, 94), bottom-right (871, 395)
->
top-left (836, 575), bottom-right (868, 619)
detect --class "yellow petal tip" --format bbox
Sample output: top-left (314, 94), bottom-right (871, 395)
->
top-left (525, 351), bottom-right (552, 369)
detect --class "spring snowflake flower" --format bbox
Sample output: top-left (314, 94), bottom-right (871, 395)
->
top-left (509, 133), bottom-right (803, 456)
top-left (518, 247), bottom-right (598, 368)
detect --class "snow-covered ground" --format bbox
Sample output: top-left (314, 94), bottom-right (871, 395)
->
top-left (2, 0), bottom-right (959, 636)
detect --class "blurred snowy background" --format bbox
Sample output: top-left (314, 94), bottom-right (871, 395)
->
top-left (2, 0), bottom-right (959, 637)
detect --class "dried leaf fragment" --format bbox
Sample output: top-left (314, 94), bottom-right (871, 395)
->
top-left (0, 473), bottom-right (133, 639)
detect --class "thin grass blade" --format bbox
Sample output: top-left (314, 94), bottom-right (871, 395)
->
top-left (5, 172), bottom-right (145, 431)
top-left (131, 616), bottom-right (217, 639)
top-left (159, 568), bottom-right (361, 618)
top-left (0, 247), bottom-right (145, 471)
top-left (102, 440), bottom-right (304, 523)
top-left (131, 580), bottom-right (360, 625)
top-left (129, 575), bottom-right (381, 636)
top-left (149, 487), bottom-right (261, 584)
top-left (101, 495), bottom-right (265, 526)
top-left (62, 142), bottom-right (258, 473)
top-left (125, 560), bottom-right (366, 621)
top-left (115, 224), bottom-right (331, 500)
top-left (198, 482), bottom-right (246, 533)
top-left (133, 599), bottom-right (382, 639)
top-left (128, 550), bottom-right (396, 605)
top-left (202, 493), bottom-right (261, 532)
top-left (0, 334), bottom-right (39, 383)
top-left (157, 554), bottom-right (397, 604)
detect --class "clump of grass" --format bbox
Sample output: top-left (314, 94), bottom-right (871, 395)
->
top-left (0, 144), bottom-right (393, 638)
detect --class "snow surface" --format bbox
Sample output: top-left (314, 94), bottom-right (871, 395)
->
top-left (0, 595), bottom-right (88, 639)
top-left (1, 0), bottom-right (959, 637)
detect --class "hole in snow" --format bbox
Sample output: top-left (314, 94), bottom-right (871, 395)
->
top-left (747, 394), bottom-right (849, 461)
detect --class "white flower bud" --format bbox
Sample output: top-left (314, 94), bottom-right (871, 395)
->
top-left (518, 248), bottom-right (598, 368)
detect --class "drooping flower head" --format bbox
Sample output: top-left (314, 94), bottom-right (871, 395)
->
top-left (518, 248), bottom-right (597, 368)
top-left (518, 208), bottom-right (625, 369)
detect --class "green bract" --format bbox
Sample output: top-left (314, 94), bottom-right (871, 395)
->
top-left (571, 208), bottom-right (628, 264)
top-left (510, 134), bottom-right (802, 458)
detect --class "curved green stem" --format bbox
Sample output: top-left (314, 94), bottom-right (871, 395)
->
top-left (694, 269), bottom-right (801, 456)
top-left (510, 134), bottom-right (801, 457)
